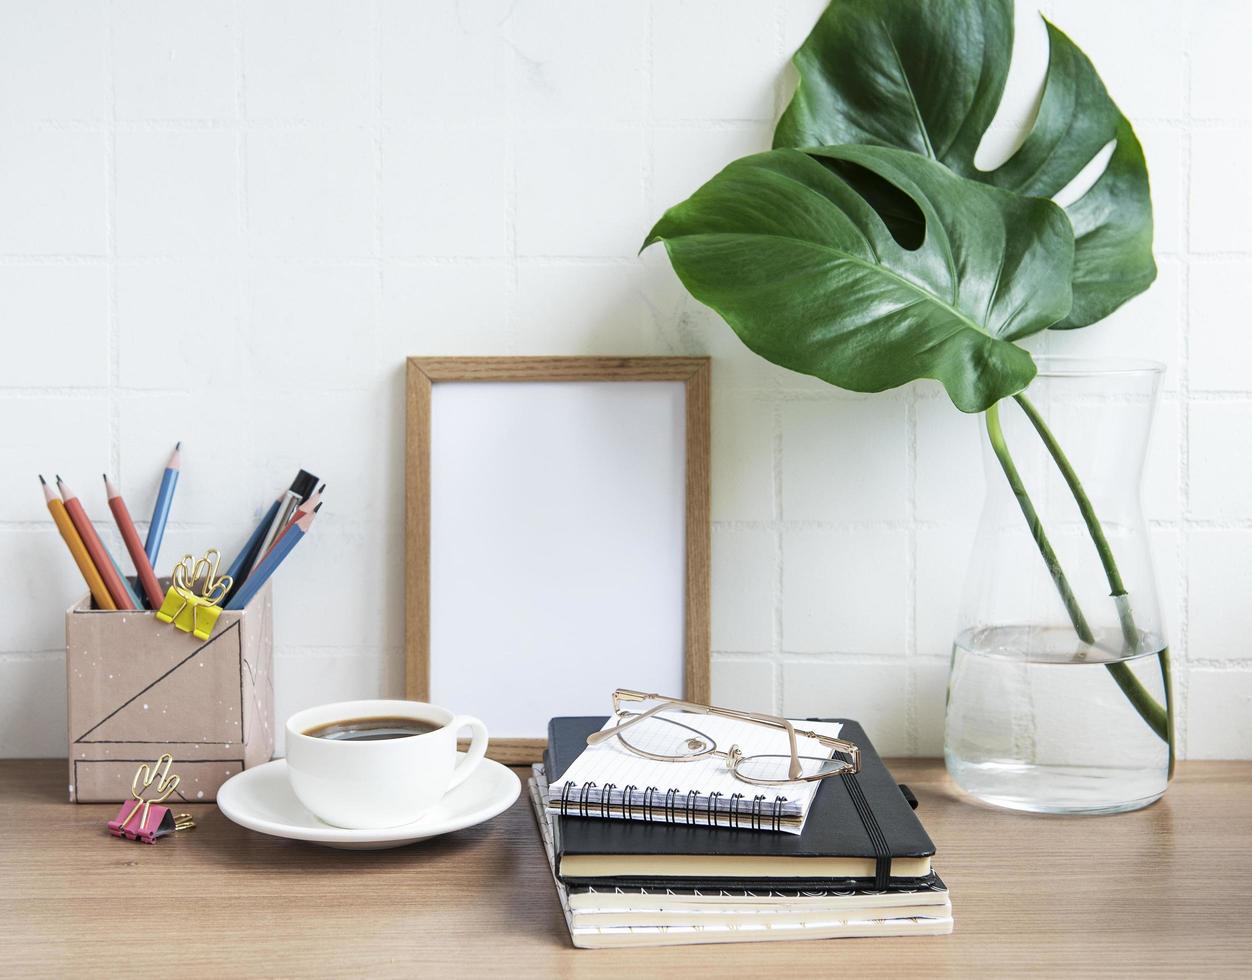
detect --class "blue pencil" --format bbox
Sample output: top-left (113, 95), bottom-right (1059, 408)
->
top-left (102, 540), bottom-right (144, 609)
top-left (223, 496), bottom-right (281, 602)
top-left (225, 509), bottom-right (315, 610)
top-left (144, 442), bottom-right (181, 565)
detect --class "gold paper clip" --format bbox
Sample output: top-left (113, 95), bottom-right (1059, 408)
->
top-left (107, 754), bottom-right (186, 842)
top-left (123, 753), bottom-right (180, 830)
top-left (156, 550), bottom-right (234, 639)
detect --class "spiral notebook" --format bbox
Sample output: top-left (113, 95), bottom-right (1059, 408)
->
top-left (543, 717), bottom-right (936, 891)
top-left (544, 713), bottom-right (846, 834)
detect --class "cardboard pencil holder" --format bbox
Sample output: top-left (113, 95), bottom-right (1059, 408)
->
top-left (65, 580), bottom-right (274, 803)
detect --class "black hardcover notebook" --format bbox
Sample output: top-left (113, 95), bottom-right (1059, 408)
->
top-left (545, 716), bottom-right (937, 892)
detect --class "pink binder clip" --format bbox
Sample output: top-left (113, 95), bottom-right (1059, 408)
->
top-left (106, 754), bottom-right (195, 844)
top-left (108, 801), bottom-right (191, 844)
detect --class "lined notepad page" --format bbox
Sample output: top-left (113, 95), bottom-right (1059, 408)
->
top-left (546, 714), bottom-right (844, 824)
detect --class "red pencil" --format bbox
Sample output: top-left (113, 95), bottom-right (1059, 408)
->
top-left (55, 476), bottom-right (135, 611)
top-left (104, 474), bottom-right (165, 610)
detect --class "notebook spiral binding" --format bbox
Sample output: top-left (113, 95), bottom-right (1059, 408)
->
top-left (557, 780), bottom-right (792, 831)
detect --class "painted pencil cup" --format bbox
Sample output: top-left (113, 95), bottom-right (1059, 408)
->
top-left (66, 578), bottom-right (274, 803)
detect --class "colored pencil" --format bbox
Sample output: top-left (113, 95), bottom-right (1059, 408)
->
top-left (104, 474), bottom-right (165, 610)
top-left (290, 483), bottom-right (325, 530)
top-left (264, 483), bottom-right (324, 559)
top-left (56, 476), bottom-right (135, 611)
top-left (144, 442), bottom-right (181, 565)
top-left (250, 469), bottom-right (318, 575)
top-left (225, 509), bottom-right (316, 610)
top-left (253, 489), bottom-right (299, 573)
top-left (103, 543), bottom-right (144, 609)
top-left (223, 495), bottom-right (282, 603)
top-left (41, 476), bottom-right (115, 610)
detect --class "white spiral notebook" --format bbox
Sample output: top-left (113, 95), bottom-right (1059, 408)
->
top-left (544, 713), bottom-right (845, 834)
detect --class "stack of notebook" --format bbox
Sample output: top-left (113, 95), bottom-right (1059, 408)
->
top-left (529, 716), bottom-right (953, 948)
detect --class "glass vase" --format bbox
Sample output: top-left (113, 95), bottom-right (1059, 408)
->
top-left (944, 357), bottom-right (1173, 815)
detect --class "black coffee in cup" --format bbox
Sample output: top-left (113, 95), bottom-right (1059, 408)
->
top-left (303, 716), bottom-right (440, 742)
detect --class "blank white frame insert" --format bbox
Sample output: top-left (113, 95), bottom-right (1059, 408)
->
top-left (405, 358), bottom-right (710, 762)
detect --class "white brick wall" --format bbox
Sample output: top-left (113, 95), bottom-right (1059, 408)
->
top-left (2, 1), bottom-right (1248, 759)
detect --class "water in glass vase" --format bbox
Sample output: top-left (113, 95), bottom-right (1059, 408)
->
top-left (945, 626), bottom-right (1169, 815)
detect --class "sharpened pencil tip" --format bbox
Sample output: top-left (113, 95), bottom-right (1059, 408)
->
top-left (38, 474), bottom-right (46, 485)
top-left (175, 440), bottom-right (181, 450)
top-left (314, 501), bottom-right (323, 511)
top-left (317, 483), bottom-right (326, 493)
top-left (103, 473), bottom-right (108, 482)
top-left (55, 474), bottom-right (63, 483)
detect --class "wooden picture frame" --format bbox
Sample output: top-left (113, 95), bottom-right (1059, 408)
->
top-left (405, 356), bottom-right (711, 764)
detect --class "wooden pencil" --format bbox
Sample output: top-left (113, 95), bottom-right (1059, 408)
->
top-left (263, 483), bottom-right (324, 560)
top-left (225, 509), bottom-right (316, 610)
top-left (55, 476), bottom-right (135, 611)
top-left (41, 476), bottom-right (116, 610)
top-left (249, 469), bottom-right (318, 576)
top-left (290, 483), bottom-right (324, 529)
top-left (223, 495), bottom-right (282, 602)
top-left (144, 442), bottom-right (181, 565)
top-left (104, 474), bottom-right (165, 610)
top-left (102, 544), bottom-right (144, 609)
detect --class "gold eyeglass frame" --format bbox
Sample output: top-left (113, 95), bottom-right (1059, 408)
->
top-left (587, 688), bottom-right (860, 785)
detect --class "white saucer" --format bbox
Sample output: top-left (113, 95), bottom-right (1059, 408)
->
top-left (215, 755), bottom-right (521, 849)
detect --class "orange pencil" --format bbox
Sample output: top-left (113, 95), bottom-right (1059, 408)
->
top-left (40, 476), bottom-right (115, 610)
top-left (104, 474), bottom-right (165, 610)
top-left (55, 476), bottom-right (135, 611)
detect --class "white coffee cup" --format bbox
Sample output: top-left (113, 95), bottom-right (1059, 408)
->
top-left (285, 699), bottom-right (488, 829)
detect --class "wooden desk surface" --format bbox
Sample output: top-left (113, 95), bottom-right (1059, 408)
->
top-left (2, 759), bottom-right (1249, 978)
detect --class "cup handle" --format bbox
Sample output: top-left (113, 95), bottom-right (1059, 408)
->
top-left (447, 714), bottom-right (489, 790)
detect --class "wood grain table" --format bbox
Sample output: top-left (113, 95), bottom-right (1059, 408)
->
top-left (2, 759), bottom-right (1249, 978)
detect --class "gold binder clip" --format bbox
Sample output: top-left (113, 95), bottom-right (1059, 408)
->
top-left (156, 550), bottom-right (234, 640)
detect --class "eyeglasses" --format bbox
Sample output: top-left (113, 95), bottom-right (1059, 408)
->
top-left (587, 689), bottom-right (860, 786)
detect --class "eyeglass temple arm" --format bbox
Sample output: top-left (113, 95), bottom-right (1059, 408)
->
top-left (666, 700), bottom-right (802, 779)
top-left (722, 706), bottom-right (857, 763)
top-left (783, 719), bottom-right (802, 780)
top-left (707, 705), bottom-right (802, 777)
top-left (586, 699), bottom-right (681, 746)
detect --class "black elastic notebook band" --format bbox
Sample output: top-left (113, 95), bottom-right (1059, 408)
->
top-left (842, 773), bottom-right (892, 890)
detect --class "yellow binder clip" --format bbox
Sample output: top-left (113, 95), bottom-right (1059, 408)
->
top-left (156, 550), bottom-right (233, 640)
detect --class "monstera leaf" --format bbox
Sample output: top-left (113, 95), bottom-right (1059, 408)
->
top-left (775, 0), bottom-right (1154, 329)
top-left (643, 145), bottom-right (1073, 413)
